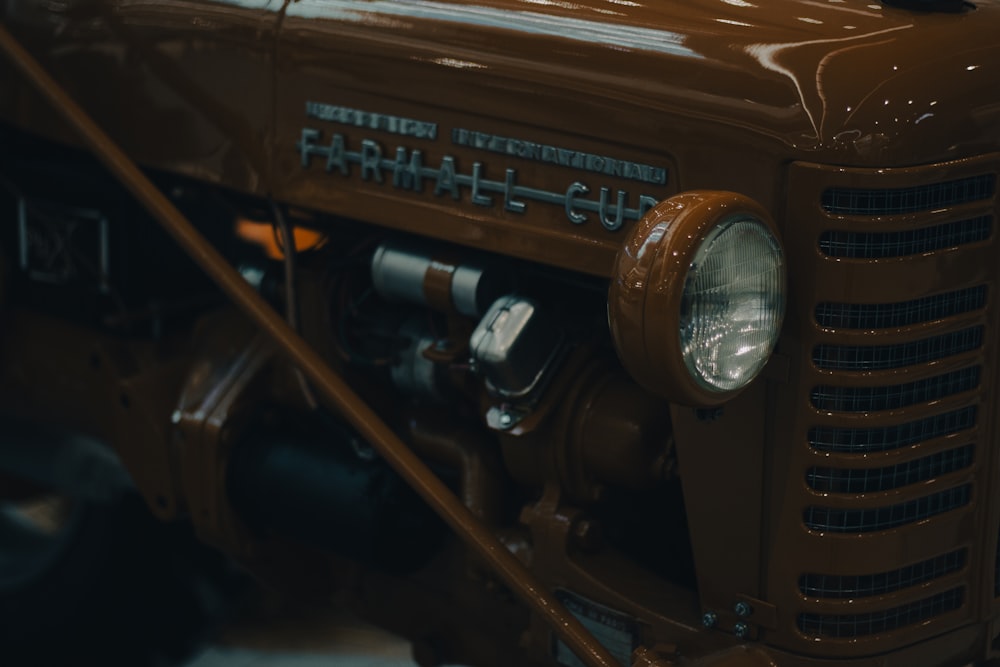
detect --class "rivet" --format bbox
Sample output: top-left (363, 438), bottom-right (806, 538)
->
top-left (734, 622), bottom-right (749, 639)
top-left (701, 611), bottom-right (718, 628)
top-left (734, 601), bottom-right (752, 618)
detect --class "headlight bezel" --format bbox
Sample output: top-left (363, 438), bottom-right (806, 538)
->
top-left (608, 191), bottom-right (786, 407)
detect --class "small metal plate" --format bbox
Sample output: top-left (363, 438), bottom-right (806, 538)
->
top-left (552, 589), bottom-right (639, 667)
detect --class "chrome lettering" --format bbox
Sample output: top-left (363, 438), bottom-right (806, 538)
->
top-left (599, 187), bottom-right (626, 231)
top-left (306, 101), bottom-right (438, 140)
top-left (565, 182), bottom-right (589, 224)
top-left (392, 147), bottom-right (424, 192)
top-left (299, 128), bottom-right (320, 167)
top-left (326, 134), bottom-right (349, 175)
top-left (435, 157), bottom-right (460, 199)
top-left (504, 169), bottom-right (527, 213)
top-left (452, 128), bottom-right (668, 186)
top-left (471, 163), bottom-right (493, 207)
top-left (360, 140), bottom-right (383, 182)
top-left (638, 195), bottom-right (658, 218)
top-left (297, 130), bottom-right (662, 230)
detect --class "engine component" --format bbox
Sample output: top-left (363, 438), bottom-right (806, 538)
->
top-left (501, 360), bottom-right (672, 504)
top-left (371, 240), bottom-right (506, 317)
top-left (608, 191), bottom-right (785, 407)
top-left (471, 295), bottom-right (562, 400)
top-left (226, 417), bottom-right (445, 573)
top-left (391, 317), bottom-right (445, 401)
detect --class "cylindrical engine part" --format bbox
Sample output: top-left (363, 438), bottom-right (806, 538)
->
top-left (501, 361), bottom-right (672, 503)
top-left (226, 418), bottom-right (444, 572)
top-left (573, 371), bottom-right (673, 492)
top-left (370, 241), bottom-right (505, 317)
top-left (390, 317), bottom-right (447, 401)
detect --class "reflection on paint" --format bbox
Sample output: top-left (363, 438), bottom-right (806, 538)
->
top-left (215, 0), bottom-right (700, 58)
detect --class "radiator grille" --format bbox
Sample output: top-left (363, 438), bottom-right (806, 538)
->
top-left (808, 406), bottom-right (976, 453)
top-left (815, 286), bottom-right (987, 330)
top-left (813, 327), bottom-right (983, 371)
top-left (779, 159), bottom-right (995, 652)
top-left (800, 550), bottom-right (967, 599)
top-left (818, 216), bottom-right (992, 258)
top-left (798, 588), bottom-right (964, 638)
top-left (821, 174), bottom-right (996, 214)
top-left (804, 484), bottom-right (971, 533)
top-left (810, 367), bottom-right (980, 412)
top-left (806, 444), bottom-right (975, 494)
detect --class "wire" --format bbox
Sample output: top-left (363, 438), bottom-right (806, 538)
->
top-left (271, 199), bottom-right (319, 410)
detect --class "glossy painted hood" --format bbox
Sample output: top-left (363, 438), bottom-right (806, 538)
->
top-left (276, 0), bottom-right (1000, 165)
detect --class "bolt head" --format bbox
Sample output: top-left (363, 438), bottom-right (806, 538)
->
top-left (701, 611), bottom-right (718, 628)
top-left (734, 601), bottom-right (752, 618)
top-left (498, 412), bottom-right (513, 427)
top-left (734, 622), bottom-right (749, 639)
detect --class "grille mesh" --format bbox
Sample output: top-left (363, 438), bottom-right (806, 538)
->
top-left (815, 286), bottom-right (988, 330)
top-left (818, 216), bottom-right (992, 258)
top-left (810, 367), bottom-right (980, 412)
top-left (804, 484), bottom-right (971, 533)
top-left (798, 588), bottom-right (964, 638)
top-left (809, 406), bottom-right (976, 453)
top-left (800, 550), bottom-right (967, 599)
top-left (821, 175), bottom-right (996, 215)
top-left (806, 444), bottom-right (974, 494)
top-left (813, 327), bottom-right (983, 371)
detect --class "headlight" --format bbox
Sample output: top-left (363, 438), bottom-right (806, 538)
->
top-left (608, 191), bottom-right (785, 406)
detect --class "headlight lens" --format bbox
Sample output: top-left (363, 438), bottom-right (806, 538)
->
top-left (680, 216), bottom-right (784, 392)
top-left (608, 191), bottom-right (786, 406)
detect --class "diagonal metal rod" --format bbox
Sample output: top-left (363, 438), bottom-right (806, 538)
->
top-left (0, 23), bottom-right (620, 667)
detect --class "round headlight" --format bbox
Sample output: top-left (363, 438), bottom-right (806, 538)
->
top-left (681, 215), bottom-right (784, 392)
top-left (609, 191), bottom-right (785, 406)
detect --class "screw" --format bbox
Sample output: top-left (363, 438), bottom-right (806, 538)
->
top-left (498, 412), bottom-right (514, 428)
top-left (734, 622), bottom-right (749, 639)
top-left (701, 611), bottom-right (717, 628)
top-left (734, 601), bottom-right (752, 618)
